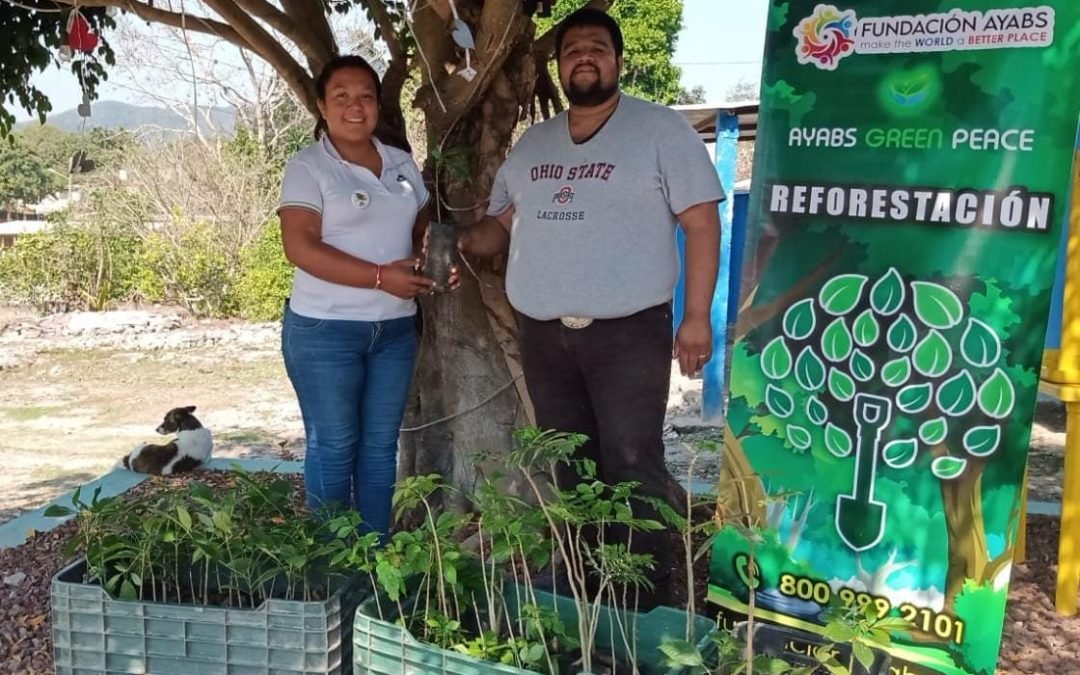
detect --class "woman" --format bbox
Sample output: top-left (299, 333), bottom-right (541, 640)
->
top-left (278, 55), bottom-right (434, 542)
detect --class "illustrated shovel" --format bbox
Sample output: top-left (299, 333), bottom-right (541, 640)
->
top-left (835, 393), bottom-right (893, 552)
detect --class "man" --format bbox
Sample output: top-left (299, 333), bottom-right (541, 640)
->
top-left (459, 8), bottom-right (724, 605)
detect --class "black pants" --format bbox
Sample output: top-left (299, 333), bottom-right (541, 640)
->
top-left (517, 303), bottom-right (679, 588)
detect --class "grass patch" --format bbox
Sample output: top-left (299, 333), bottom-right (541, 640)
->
top-left (1, 405), bottom-right (65, 421)
top-left (217, 429), bottom-right (274, 445)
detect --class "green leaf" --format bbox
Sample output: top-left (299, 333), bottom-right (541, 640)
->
top-left (795, 346), bottom-right (827, 391)
top-left (871, 267), bottom-right (906, 316)
top-left (963, 425), bottom-right (1001, 457)
top-left (120, 581), bottom-right (138, 600)
top-left (882, 438), bottom-right (918, 469)
top-left (44, 505), bottom-right (74, 518)
top-left (912, 281), bottom-right (964, 329)
top-left (761, 336), bottom-right (793, 380)
top-left (961, 318), bottom-right (1002, 368)
top-left (897, 383), bottom-right (933, 413)
top-left (659, 640), bottom-right (706, 668)
top-left (823, 622), bottom-right (856, 643)
top-left (978, 368), bottom-right (1016, 419)
top-left (913, 329), bottom-right (952, 378)
top-left (176, 507), bottom-right (192, 531)
top-left (881, 357), bottom-right (912, 387)
top-left (931, 456), bottom-right (968, 480)
top-left (525, 644), bottom-right (545, 663)
top-left (887, 314), bottom-right (918, 353)
top-left (787, 425), bottom-right (812, 452)
top-left (819, 274), bottom-right (868, 316)
top-left (828, 368), bottom-right (856, 402)
top-left (853, 642), bottom-right (875, 669)
top-left (853, 309), bottom-right (880, 347)
top-left (936, 370), bottom-right (977, 416)
top-left (783, 298), bottom-right (817, 340)
top-left (850, 349), bottom-right (875, 382)
top-left (806, 396), bottom-right (828, 425)
top-left (822, 317), bottom-right (853, 363)
top-left (825, 423), bottom-right (853, 458)
top-left (918, 417), bottom-right (948, 445)
top-left (212, 510), bottom-right (232, 533)
top-left (765, 384), bottom-right (795, 418)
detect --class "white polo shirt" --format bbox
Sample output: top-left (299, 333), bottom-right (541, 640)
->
top-left (278, 136), bottom-right (430, 321)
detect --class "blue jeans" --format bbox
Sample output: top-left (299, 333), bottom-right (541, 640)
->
top-left (281, 304), bottom-right (418, 541)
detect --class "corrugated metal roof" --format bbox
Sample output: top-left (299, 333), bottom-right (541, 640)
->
top-left (671, 101), bottom-right (759, 142)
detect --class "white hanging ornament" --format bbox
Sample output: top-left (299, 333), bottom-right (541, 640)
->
top-left (458, 49), bottom-right (477, 82)
top-left (106, 6), bottom-right (119, 17)
top-left (58, 46), bottom-right (74, 63)
top-left (77, 90), bottom-right (92, 118)
top-left (446, 0), bottom-right (475, 50)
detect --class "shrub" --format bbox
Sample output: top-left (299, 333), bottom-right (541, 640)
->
top-left (235, 219), bottom-right (293, 322)
top-left (0, 219), bottom-right (145, 312)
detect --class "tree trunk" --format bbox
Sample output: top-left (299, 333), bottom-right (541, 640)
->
top-left (935, 447), bottom-right (989, 609)
top-left (398, 33), bottom-right (537, 510)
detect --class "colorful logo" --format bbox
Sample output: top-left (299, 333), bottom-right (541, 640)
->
top-left (795, 4), bottom-right (857, 70)
top-left (552, 185), bottom-right (575, 205)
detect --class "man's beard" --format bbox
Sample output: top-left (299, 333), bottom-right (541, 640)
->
top-left (563, 68), bottom-right (618, 106)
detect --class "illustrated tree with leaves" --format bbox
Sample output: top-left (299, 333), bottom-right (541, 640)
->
top-left (752, 267), bottom-right (1016, 599)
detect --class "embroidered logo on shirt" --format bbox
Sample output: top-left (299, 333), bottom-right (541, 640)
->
top-left (552, 185), bottom-right (575, 205)
top-left (351, 190), bottom-right (371, 209)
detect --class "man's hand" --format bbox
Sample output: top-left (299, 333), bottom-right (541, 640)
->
top-left (459, 210), bottom-right (512, 258)
top-left (674, 316), bottom-right (712, 377)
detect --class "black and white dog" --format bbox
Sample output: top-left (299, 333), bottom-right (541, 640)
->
top-left (121, 406), bottom-right (213, 475)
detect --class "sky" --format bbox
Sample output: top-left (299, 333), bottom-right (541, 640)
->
top-left (13, 0), bottom-right (770, 123)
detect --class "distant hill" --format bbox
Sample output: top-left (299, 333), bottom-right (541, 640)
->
top-left (17, 101), bottom-right (237, 137)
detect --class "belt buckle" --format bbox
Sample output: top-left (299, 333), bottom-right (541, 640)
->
top-left (560, 316), bottom-right (593, 329)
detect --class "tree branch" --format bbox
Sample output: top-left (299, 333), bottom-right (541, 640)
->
top-left (417, 0), bottom-right (533, 139)
top-left (50, 0), bottom-right (319, 114)
top-left (279, 0), bottom-right (337, 74)
top-left (201, 0), bottom-right (318, 113)
top-left (50, 0), bottom-right (250, 48)
top-left (366, 0), bottom-right (404, 63)
top-left (233, 0), bottom-right (334, 72)
top-left (531, 0), bottom-right (612, 60)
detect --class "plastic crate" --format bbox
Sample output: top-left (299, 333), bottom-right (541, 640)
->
top-left (51, 557), bottom-right (368, 675)
top-left (353, 582), bottom-right (716, 675)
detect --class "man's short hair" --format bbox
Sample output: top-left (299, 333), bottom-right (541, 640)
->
top-left (554, 8), bottom-right (624, 58)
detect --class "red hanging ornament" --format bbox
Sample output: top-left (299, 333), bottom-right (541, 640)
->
top-left (67, 13), bottom-right (99, 54)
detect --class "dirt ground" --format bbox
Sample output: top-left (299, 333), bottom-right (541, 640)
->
top-left (0, 306), bottom-right (1068, 524)
top-left (0, 307), bottom-right (1075, 673)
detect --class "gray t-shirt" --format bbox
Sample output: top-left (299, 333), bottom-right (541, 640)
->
top-left (488, 94), bottom-right (725, 321)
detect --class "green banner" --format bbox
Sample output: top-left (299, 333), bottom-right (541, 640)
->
top-left (709, 2), bottom-right (1080, 673)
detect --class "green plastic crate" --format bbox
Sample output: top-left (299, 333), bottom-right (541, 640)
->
top-left (353, 582), bottom-right (716, 675)
top-left (51, 557), bottom-right (368, 675)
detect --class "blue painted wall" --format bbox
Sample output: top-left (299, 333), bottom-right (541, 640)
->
top-left (673, 111), bottom-right (742, 423)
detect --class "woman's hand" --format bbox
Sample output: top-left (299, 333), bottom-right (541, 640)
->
top-left (379, 258), bottom-right (436, 299)
top-left (421, 226), bottom-right (462, 291)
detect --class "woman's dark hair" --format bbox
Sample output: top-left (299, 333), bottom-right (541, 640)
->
top-left (313, 55), bottom-right (383, 141)
top-left (554, 8), bottom-right (624, 58)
